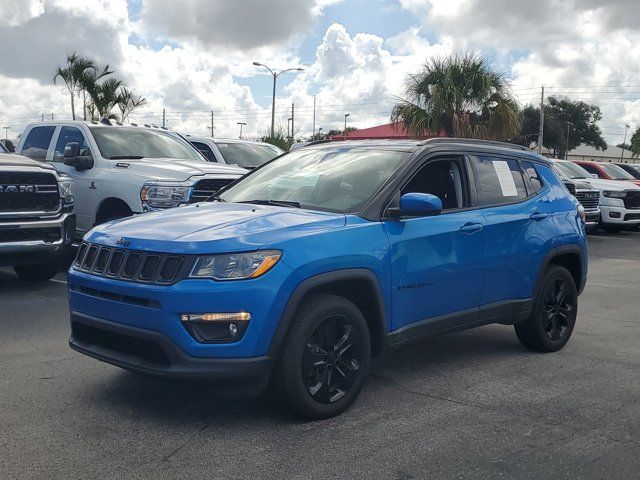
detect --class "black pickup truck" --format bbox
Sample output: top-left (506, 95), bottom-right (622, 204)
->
top-left (0, 153), bottom-right (75, 281)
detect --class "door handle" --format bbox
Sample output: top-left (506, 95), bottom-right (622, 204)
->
top-left (460, 222), bottom-right (483, 234)
top-left (530, 212), bottom-right (548, 221)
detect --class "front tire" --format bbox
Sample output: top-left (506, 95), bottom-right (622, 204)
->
top-left (273, 294), bottom-right (371, 420)
top-left (13, 263), bottom-right (60, 282)
top-left (515, 265), bottom-right (578, 352)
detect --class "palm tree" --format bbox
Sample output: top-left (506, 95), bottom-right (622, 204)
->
top-left (391, 52), bottom-right (521, 140)
top-left (117, 87), bottom-right (148, 123)
top-left (53, 53), bottom-right (96, 120)
top-left (87, 77), bottom-right (123, 120)
top-left (78, 63), bottom-right (113, 120)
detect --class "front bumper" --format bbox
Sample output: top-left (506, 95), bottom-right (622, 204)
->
top-left (584, 209), bottom-right (600, 226)
top-left (69, 312), bottom-right (272, 393)
top-left (600, 206), bottom-right (640, 226)
top-left (0, 212), bottom-right (75, 266)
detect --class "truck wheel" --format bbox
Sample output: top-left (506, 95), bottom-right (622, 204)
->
top-left (272, 294), bottom-right (371, 420)
top-left (515, 265), bottom-right (577, 352)
top-left (13, 263), bottom-right (60, 282)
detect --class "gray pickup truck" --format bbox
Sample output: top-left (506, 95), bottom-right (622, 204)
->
top-left (0, 153), bottom-right (75, 281)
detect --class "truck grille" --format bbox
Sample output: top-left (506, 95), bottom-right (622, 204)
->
top-left (563, 182), bottom-right (576, 196)
top-left (190, 178), bottom-right (235, 203)
top-left (623, 191), bottom-right (640, 210)
top-left (73, 242), bottom-right (193, 285)
top-left (0, 227), bottom-right (61, 243)
top-left (0, 171), bottom-right (59, 213)
top-left (575, 190), bottom-right (600, 210)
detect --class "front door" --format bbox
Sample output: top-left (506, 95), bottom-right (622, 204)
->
top-left (384, 156), bottom-right (485, 333)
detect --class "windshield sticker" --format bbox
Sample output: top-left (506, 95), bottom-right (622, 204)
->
top-left (492, 160), bottom-right (518, 197)
top-left (217, 144), bottom-right (229, 148)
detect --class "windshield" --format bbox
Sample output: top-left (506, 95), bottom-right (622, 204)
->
top-left (555, 161), bottom-right (591, 179)
top-left (624, 164), bottom-right (640, 178)
top-left (90, 127), bottom-right (203, 161)
top-left (216, 142), bottom-right (283, 168)
top-left (219, 147), bottom-right (408, 213)
top-left (599, 162), bottom-right (634, 180)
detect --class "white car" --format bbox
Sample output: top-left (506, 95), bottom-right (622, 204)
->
top-left (554, 160), bottom-right (640, 231)
top-left (187, 137), bottom-right (283, 169)
top-left (16, 121), bottom-right (246, 238)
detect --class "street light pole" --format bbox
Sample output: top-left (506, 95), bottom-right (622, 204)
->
top-left (252, 62), bottom-right (304, 138)
top-left (344, 113), bottom-right (350, 140)
top-left (621, 124), bottom-right (631, 161)
top-left (237, 122), bottom-right (246, 139)
top-left (2, 126), bottom-right (9, 140)
top-left (565, 121), bottom-right (573, 160)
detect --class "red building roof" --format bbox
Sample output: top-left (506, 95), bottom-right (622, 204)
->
top-left (330, 122), bottom-right (444, 140)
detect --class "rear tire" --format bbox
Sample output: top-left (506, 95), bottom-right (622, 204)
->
top-left (515, 265), bottom-right (578, 352)
top-left (272, 294), bottom-right (371, 420)
top-left (13, 263), bottom-right (60, 282)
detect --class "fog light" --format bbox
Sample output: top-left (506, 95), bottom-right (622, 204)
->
top-left (180, 312), bottom-right (250, 343)
top-left (609, 212), bottom-right (621, 219)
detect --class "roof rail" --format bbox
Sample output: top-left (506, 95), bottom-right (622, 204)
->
top-left (423, 138), bottom-right (531, 151)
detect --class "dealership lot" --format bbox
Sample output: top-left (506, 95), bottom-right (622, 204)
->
top-left (1, 233), bottom-right (639, 479)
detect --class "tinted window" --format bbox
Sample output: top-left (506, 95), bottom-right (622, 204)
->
top-left (21, 126), bottom-right (55, 160)
top-left (579, 164), bottom-right (602, 177)
top-left (470, 156), bottom-right (527, 205)
top-left (522, 161), bottom-right (543, 194)
top-left (216, 142), bottom-right (283, 168)
top-left (190, 141), bottom-right (218, 162)
top-left (598, 162), bottom-right (634, 180)
top-left (54, 127), bottom-right (91, 162)
top-left (402, 159), bottom-right (467, 210)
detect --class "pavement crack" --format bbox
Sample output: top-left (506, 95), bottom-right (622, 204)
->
top-left (161, 421), bottom-right (211, 462)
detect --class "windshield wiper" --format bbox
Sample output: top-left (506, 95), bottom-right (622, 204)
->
top-left (207, 196), bottom-right (226, 202)
top-left (108, 155), bottom-right (144, 160)
top-left (239, 199), bottom-right (301, 208)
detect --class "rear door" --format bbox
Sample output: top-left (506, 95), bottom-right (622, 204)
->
top-left (470, 155), bottom-right (555, 316)
top-left (384, 155), bottom-right (485, 333)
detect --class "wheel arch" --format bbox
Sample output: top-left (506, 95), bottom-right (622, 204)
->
top-left (268, 269), bottom-right (388, 359)
top-left (535, 245), bottom-right (586, 298)
top-left (95, 197), bottom-right (134, 225)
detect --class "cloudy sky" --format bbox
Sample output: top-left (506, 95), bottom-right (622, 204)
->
top-left (0, 0), bottom-right (638, 143)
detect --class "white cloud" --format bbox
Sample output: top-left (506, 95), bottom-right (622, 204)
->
top-left (0, 0), bottom-right (45, 26)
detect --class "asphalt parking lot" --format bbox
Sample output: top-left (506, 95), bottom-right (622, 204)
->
top-left (1, 233), bottom-right (639, 480)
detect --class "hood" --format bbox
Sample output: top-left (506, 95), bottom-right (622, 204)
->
top-left (0, 153), bottom-right (55, 170)
top-left (579, 178), bottom-right (640, 191)
top-left (87, 202), bottom-right (347, 254)
top-left (110, 158), bottom-right (246, 182)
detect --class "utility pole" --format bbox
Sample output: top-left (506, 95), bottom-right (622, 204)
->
top-left (538, 86), bottom-right (545, 155)
top-left (210, 110), bottom-right (214, 138)
top-left (41, 112), bottom-right (44, 122)
top-left (621, 124), bottom-right (630, 161)
top-left (312, 94), bottom-right (316, 140)
top-left (162, 108), bottom-right (166, 128)
top-left (344, 113), bottom-right (350, 140)
top-left (287, 117), bottom-right (292, 140)
top-left (50, 113), bottom-right (54, 121)
top-left (291, 103), bottom-right (295, 143)
top-left (565, 121), bottom-right (573, 160)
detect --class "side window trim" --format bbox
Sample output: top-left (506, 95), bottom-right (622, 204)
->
top-left (520, 160), bottom-right (546, 198)
top-left (386, 153), bottom-right (472, 216)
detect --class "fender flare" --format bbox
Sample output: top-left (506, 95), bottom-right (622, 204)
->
top-left (267, 268), bottom-right (388, 358)
top-left (532, 244), bottom-right (586, 301)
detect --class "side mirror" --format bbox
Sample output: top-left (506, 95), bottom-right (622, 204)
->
top-left (590, 174), bottom-right (599, 179)
top-left (63, 142), bottom-right (93, 171)
top-left (387, 193), bottom-right (443, 219)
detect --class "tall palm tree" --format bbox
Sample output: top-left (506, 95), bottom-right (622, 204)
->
top-left (53, 53), bottom-right (95, 120)
top-left (391, 52), bottom-right (521, 140)
top-left (117, 87), bottom-right (148, 123)
top-left (78, 63), bottom-right (113, 120)
top-left (87, 77), bottom-right (123, 120)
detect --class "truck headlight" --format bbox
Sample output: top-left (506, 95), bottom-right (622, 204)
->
top-left (140, 182), bottom-right (193, 209)
top-left (58, 178), bottom-right (74, 205)
top-left (190, 250), bottom-right (281, 280)
top-left (602, 190), bottom-right (627, 198)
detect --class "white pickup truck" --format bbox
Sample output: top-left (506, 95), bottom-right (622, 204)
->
top-left (16, 121), bottom-right (246, 238)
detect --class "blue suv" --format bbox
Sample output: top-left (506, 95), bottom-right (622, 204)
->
top-left (68, 139), bottom-right (588, 419)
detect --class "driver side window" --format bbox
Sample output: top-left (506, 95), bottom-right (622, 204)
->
top-left (53, 127), bottom-right (92, 162)
top-left (402, 158), bottom-right (467, 211)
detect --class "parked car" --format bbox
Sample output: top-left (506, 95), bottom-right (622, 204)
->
top-left (68, 139), bottom-right (587, 419)
top-left (572, 160), bottom-right (640, 187)
top-left (188, 137), bottom-right (283, 169)
top-left (16, 121), bottom-right (246, 238)
top-left (555, 160), bottom-right (640, 231)
top-left (0, 141), bottom-right (7, 153)
top-left (0, 152), bottom-right (75, 281)
top-left (613, 162), bottom-right (640, 180)
top-left (551, 164), bottom-right (601, 232)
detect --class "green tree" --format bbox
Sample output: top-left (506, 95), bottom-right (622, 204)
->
top-left (53, 52), bottom-right (96, 120)
top-left (261, 128), bottom-right (292, 151)
top-left (391, 52), bottom-right (521, 140)
top-left (78, 63), bottom-right (113, 120)
top-left (87, 77), bottom-right (123, 120)
top-left (515, 96), bottom-right (607, 158)
top-left (631, 127), bottom-right (640, 158)
top-left (117, 87), bottom-right (148, 122)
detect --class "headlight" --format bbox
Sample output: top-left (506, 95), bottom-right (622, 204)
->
top-left (58, 178), bottom-right (74, 205)
top-left (602, 190), bottom-right (627, 198)
top-left (140, 182), bottom-right (193, 209)
top-left (190, 250), bottom-right (282, 280)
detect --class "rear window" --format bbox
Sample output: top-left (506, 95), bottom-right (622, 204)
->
top-left (21, 126), bottom-right (55, 161)
top-left (469, 156), bottom-right (527, 205)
